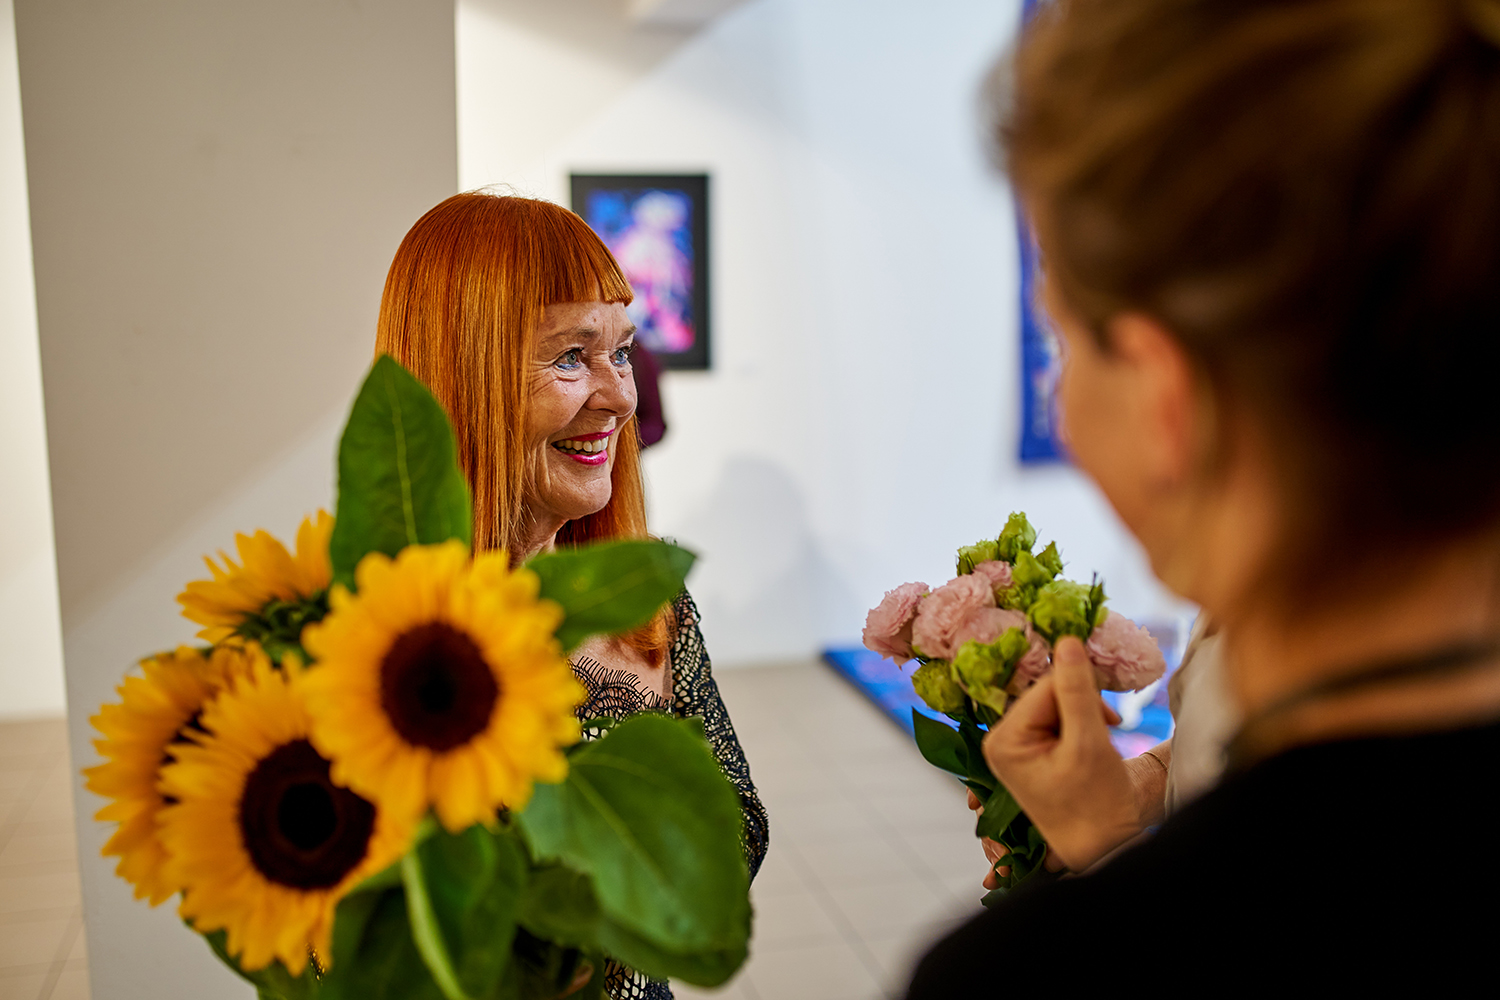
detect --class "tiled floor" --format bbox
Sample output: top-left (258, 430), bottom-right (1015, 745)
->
top-left (0, 719), bottom-right (88, 1000)
top-left (0, 661), bottom-right (987, 1000)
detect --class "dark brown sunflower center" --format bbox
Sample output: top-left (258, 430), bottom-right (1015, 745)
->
top-left (379, 622), bottom-right (499, 752)
top-left (239, 739), bottom-right (375, 890)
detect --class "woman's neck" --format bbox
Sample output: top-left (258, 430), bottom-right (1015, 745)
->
top-left (1223, 540), bottom-right (1500, 744)
top-left (515, 513), bottom-right (565, 564)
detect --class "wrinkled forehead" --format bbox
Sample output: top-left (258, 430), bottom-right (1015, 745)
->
top-left (534, 301), bottom-right (636, 348)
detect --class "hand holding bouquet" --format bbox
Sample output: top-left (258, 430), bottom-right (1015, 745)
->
top-left (86, 357), bottom-right (751, 999)
top-left (862, 513), bottom-right (1165, 893)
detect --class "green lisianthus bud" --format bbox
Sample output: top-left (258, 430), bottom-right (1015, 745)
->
top-left (1011, 549), bottom-right (1057, 590)
top-left (1027, 579), bottom-right (1097, 643)
top-left (952, 627), bottom-right (1030, 713)
top-left (1087, 576), bottom-right (1109, 629)
top-left (956, 539), bottom-right (1001, 576)
top-left (912, 661), bottom-right (966, 715)
top-left (1036, 540), bottom-right (1064, 578)
top-left (996, 512), bottom-right (1037, 562)
top-left (995, 583), bottom-right (1034, 612)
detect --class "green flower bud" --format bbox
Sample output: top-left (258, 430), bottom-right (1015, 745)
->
top-left (1036, 540), bottom-right (1064, 578)
top-left (996, 512), bottom-right (1037, 562)
top-left (1027, 579), bottom-right (1097, 643)
top-left (912, 661), bottom-right (966, 715)
top-left (956, 539), bottom-right (1001, 576)
top-left (1087, 576), bottom-right (1109, 629)
top-left (951, 628), bottom-right (1029, 713)
top-left (995, 583), bottom-right (1035, 612)
top-left (1011, 549), bottom-right (1057, 590)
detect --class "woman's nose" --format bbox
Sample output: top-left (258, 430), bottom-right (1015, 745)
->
top-left (587, 365), bottom-right (636, 418)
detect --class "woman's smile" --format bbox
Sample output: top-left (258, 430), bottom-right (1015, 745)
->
top-left (551, 430), bottom-right (615, 465)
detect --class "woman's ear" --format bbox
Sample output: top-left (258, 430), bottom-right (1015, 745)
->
top-left (1103, 313), bottom-right (1202, 491)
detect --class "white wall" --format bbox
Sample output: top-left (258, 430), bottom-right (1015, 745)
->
top-left (15, 1), bottom-right (458, 994)
top-left (0, 0), bottom-right (63, 720)
top-left (458, 0), bottom-right (1194, 666)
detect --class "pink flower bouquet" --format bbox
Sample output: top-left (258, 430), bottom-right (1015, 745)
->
top-left (861, 512), bottom-right (1166, 892)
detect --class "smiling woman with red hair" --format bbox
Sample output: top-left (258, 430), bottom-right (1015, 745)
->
top-left (375, 193), bottom-right (767, 1000)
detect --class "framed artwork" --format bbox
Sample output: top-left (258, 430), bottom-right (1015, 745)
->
top-left (571, 174), bottom-right (710, 370)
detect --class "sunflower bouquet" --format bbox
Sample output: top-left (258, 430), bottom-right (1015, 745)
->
top-left (861, 513), bottom-right (1166, 893)
top-left (86, 356), bottom-right (751, 1000)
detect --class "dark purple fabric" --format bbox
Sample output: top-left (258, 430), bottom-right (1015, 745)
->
top-left (632, 343), bottom-right (667, 448)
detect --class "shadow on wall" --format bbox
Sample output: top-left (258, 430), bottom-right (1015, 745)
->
top-left (667, 454), bottom-right (855, 667)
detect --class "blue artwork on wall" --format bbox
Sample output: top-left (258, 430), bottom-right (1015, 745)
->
top-left (1016, 0), bottom-right (1066, 464)
top-left (1017, 218), bottom-right (1065, 463)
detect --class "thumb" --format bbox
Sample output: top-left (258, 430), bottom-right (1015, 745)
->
top-left (1051, 636), bottom-right (1112, 735)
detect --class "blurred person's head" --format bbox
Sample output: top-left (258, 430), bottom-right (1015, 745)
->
top-left (375, 193), bottom-right (669, 660)
top-left (1002, 0), bottom-right (1500, 620)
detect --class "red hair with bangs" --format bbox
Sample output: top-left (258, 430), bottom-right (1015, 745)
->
top-left (375, 193), bottom-right (671, 663)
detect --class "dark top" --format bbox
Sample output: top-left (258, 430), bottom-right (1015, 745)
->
top-left (572, 591), bottom-right (768, 1000)
top-left (906, 721), bottom-right (1500, 993)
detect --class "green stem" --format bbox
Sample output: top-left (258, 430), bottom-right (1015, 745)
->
top-left (401, 850), bottom-right (472, 1000)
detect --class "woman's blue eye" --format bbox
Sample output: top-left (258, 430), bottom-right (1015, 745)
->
top-left (556, 349), bottom-right (583, 371)
top-left (612, 344), bottom-right (634, 367)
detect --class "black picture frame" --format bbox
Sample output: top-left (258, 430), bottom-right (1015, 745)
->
top-left (570, 173), bottom-right (710, 370)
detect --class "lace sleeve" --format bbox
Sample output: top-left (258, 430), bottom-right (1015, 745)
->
top-left (668, 592), bottom-right (770, 881)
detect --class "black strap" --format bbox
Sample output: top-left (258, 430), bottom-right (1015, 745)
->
top-left (1225, 637), bottom-right (1500, 771)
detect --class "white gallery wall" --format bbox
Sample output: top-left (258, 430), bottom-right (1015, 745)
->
top-left (15, 0), bottom-right (458, 995)
top-left (0, 0), bottom-right (63, 720)
top-left (458, 0), bottom-right (1194, 666)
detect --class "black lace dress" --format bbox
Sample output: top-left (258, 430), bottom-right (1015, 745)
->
top-left (571, 592), bottom-right (769, 1000)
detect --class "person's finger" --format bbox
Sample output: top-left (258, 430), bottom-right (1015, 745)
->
top-left (1100, 696), bottom-right (1122, 727)
top-left (991, 670), bottom-right (1062, 747)
top-left (967, 789), bottom-right (981, 811)
top-left (1051, 636), bottom-right (1100, 714)
top-left (1052, 637), bottom-right (1116, 740)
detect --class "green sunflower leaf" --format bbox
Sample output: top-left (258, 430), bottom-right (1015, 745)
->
top-left (526, 540), bottom-right (696, 651)
top-left (515, 714), bottom-right (750, 986)
top-left (330, 355), bottom-right (473, 590)
top-left (406, 824), bottom-right (528, 1000)
top-left (517, 864), bottom-right (602, 949)
top-left (196, 926), bottom-right (318, 1000)
top-left (594, 916), bottom-right (746, 987)
top-left (317, 886), bottom-right (446, 1000)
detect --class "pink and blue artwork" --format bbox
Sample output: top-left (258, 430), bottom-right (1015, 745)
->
top-left (571, 174), bottom-right (710, 370)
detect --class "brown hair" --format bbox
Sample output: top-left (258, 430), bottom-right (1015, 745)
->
top-left (375, 193), bottom-right (672, 663)
top-left (1004, 0), bottom-right (1500, 574)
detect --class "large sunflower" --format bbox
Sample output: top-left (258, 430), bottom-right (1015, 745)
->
top-left (158, 657), bottom-right (411, 975)
top-left (84, 644), bottom-right (257, 905)
top-left (178, 511), bottom-right (333, 645)
top-left (300, 541), bottom-right (584, 832)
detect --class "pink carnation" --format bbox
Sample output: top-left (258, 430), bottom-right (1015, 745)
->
top-left (862, 582), bottom-right (929, 665)
top-left (952, 607), bottom-right (1027, 650)
top-left (910, 575), bottom-right (995, 660)
top-left (1086, 611), bottom-right (1167, 691)
top-left (1006, 627), bottom-right (1053, 695)
top-left (970, 559), bottom-right (1013, 598)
